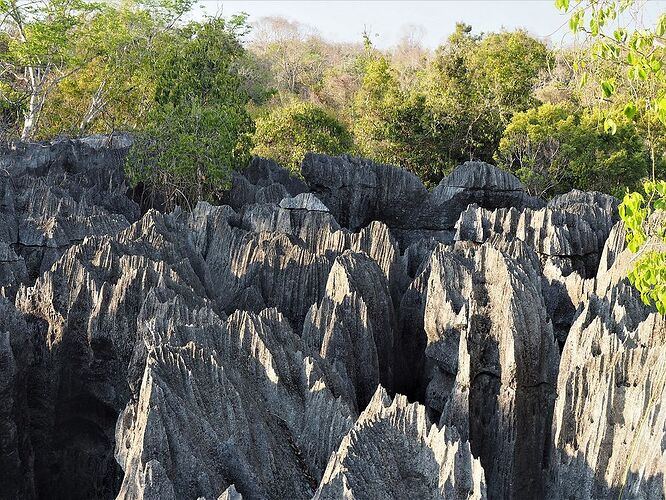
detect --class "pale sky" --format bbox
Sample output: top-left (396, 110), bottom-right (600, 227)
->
top-left (195, 0), bottom-right (666, 49)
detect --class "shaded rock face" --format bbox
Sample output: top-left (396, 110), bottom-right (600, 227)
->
top-left (303, 251), bottom-right (396, 410)
top-left (547, 225), bottom-right (666, 499)
top-left (302, 154), bottom-right (544, 234)
top-left (395, 242), bottom-right (559, 499)
top-left (0, 142), bottom-right (663, 500)
top-left (222, 157), bottom-right (307, 211)
top-left (0, 135), bottom-right (139, 296)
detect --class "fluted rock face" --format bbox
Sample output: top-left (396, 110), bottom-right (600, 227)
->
top-left (454, 200), bottom-right (616, 277)
top-left (12, 209), bottom-right (214, 498)
top-left (420, 161), bottom-right (544, 229)
top-left (453, 190), bottom-right (620, 348)
top-left (302, 155), bottom-right (544, 233)
top-left (1, 140), bottom-right (663, 500)
top-left (314, 387), bottom-right (487, 500)
top-left (0, 136), bottom-right (138, 296)
top-left (548, 224), bottom-right (666, 499)
top-left (0, 299), bottom-right (36, 500)
top-left (303, 251), bottom-right (396, 410)
top-left (222, 157), bottom-right (307, 211)
top-left (302, 153), bottom-right (429, 231)
top-left (396, 241), bottom-right (559, 499)
top-left (116, 307), bottom-right (354, 500)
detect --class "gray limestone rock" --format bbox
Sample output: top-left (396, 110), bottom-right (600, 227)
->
top-left (116, 308), bottom-right (355, 500)
top-left (547, 221), bottom-right (666, 499)
top-left (302, 152), bottom-right (429, 231)
top-left (303, 251), bottom-right (396, 410)
top-left (222, 157), bottom-right (307, 211)
top-left (395, 241), bottom-right (559, 499)
top-left (417, 161), bottom-right (544, 230)
top-left (1, 139), bottom-right (663, 500)
top-left (313, 386), bottom-right (487, 500)
top-left (279, 193), bottom-right (329, 212)
top-left (0, 136), bottom-right (138, 295)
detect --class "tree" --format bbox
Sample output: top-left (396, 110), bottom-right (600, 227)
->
top-left (351, 25), bottom-right (552, 184)
top-left (352, 56), bottom-right (402, 162)
top-left (250, 17), bottom-right (328, 102)
top-left (423, 26), bottom-right (553, 164)
top-left (37, 1), bottom-right (179, 137)
top-left (472, 31), bottom-right (553, 121)
top-left (497, 103), bottom-right (655, 197)
top-left (247, 16), bottom-right (368, 123)
top-left (0, 0), bottom-right (98, 139)
top-left (126, 16), bottom-right (254, 209)
top-left (391, 24), bottom-right (430, 90)
top-left (252, 101), bottom-right (352, 173)
top-left (72, 0), bottom-right (192, 135)
top-left (352, 56), bottom-right (449, 184)
top-left (556, 0), bottom-right (666, 313)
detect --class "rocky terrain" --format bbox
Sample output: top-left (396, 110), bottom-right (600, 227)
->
top-left (0, 136), bottom-right (664, 500)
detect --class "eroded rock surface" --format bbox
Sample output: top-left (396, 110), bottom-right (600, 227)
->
top-left (547, 222), bottom-right (666, 499)
top-left (0, 136), bottom-right (138, 296)
top-left (314, 387), bottom-right (487, 500)
top-left (0, 140), bottom-right (663, 500)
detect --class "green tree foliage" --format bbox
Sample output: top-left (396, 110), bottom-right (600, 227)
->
top-left (0, 0), bottom-right (195, 139)
top-left (352, 24), bottom-right (552, 184)
top-left (351, 56), bottom-right (445, 184)
top-left (252, 101), bottom-right (353, 173)
top-left (424, 26), bottom-right (553, 164)
top-left (0, 0), bottom-right (99, 139)
top-left (38, 1), bottom-right (175, 137)
top-left (556, 0), bottom-right (666, 312)
top-left (619, 181), bottom-right (666, 312)
top-left (497, 103), bottom-right (654, 197)
top-left (126, 16), bottom-right (254, 209)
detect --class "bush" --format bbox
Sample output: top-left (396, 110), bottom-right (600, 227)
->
top-left (125, 17), bottom-right (254, 209)
top-left (127, 100), bottom-right (253, 208)
top-left (252, 101), bottom-right (353, 173)
top-left (496, 103), bottom-right (654, 197)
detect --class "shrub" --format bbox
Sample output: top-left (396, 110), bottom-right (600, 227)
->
top-left (125, 17), bottom-right (254, 209)
top-left (252, 101), bottom-right (353, 173)
top-left (497, 103), bottom-right (654, 197)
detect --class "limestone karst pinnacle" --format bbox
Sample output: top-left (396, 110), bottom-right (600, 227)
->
top-left (0, 137), bottom-right (663, 500)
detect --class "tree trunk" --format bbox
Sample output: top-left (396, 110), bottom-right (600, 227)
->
top-left (79, 80), bottom-right (107, 135)
top-left (21, 90), bottom-right (41, 141)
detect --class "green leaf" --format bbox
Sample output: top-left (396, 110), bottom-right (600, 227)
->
top-left (603, 117), bottom-right (617, 135)
top-left (590, 17), bottom-right (599, 36)
top-left (657, 14), bottom-right (666, 37)
top-left (650, 58), bottom-right (662, 73)
top-left (623, 102), bottom-right (638, 120)
top-left (555, 0), bottom-right (570, 11)
top-left (657, 97), bottom-right (666, 125)
top-left (627, 51), bottom-right (639, 66)
top-left (570, 10), bottom-right (583, 32)
top-left (579, 72), bottom-right (588, 89)
top-left (601, 79), bottom-right (615, 98)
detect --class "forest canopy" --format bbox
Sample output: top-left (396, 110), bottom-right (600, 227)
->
top-left (0, 0), bottom-right (663, 196)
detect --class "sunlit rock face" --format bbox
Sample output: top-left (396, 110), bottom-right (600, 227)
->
top-left (0, 143), bottom-right (662, 500)
top-left (313, 386), bottom-right (487, 500)
top-left (547, 223), bottom-right (666, 500)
